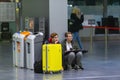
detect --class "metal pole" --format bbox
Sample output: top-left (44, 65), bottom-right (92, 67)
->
top-left (103, 0), bottom-right (108, 17)
top-left (90, 25), bottom-right (93, 53)
top-left (105, 27), bottom-right (108, 60)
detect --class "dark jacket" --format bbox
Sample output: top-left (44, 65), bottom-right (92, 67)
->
top-left (61, 39), bottom-right (80, 55)
top-left (69, 13), bottom-right (84, 33)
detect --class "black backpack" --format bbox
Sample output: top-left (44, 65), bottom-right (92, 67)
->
top-left (34, 60), bottom-right (43, 73)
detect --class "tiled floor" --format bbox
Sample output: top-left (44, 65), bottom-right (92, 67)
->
top-left (0, 40), bottom-right (120, 80)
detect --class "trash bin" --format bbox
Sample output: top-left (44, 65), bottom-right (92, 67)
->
top-left (13, 32), bottom-right (20, 67)
top-left (26, 32), bottom-right (43, 69)
top-left (12, 31), bottom-right (31, 68)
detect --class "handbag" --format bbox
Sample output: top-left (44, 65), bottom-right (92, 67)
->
top-left (68, 19), bottom-right (75, 32)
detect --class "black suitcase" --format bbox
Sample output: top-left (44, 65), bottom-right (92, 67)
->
top-left (34, 60), bottom-right (43, 73)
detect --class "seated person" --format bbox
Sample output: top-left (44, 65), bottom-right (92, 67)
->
top-left (48, 32), bottom-right (60, 44)
top-left (61, 32), bottom-right (84, 70)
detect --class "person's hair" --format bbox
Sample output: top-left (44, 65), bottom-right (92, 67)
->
top-left (72, 7), bottom-right (80, 15)
top-left (65, 32), bottom-right (72, 37)
top-left (50, 32), bottom-right (58, 38)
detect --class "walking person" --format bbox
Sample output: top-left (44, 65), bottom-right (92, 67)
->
top-left (69, 7), bottom-right (85, 50)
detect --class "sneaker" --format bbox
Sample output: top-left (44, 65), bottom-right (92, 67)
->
top-left (67, 65), bottom-right (72, 70)
top-left (74, 65), bottom-right (79, 70)
top-left (79, 66), bottom-right (84, 70)
top-left (82, 50), bottom-right (88, 54)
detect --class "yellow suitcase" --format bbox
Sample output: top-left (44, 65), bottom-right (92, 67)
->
top-left (42, 44), bottom-right (62, 73)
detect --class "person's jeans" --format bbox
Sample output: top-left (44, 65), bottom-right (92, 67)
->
top-left (73, 32), bottom-right (83, 49)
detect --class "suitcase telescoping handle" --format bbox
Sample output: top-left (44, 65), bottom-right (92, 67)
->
top-left (45, 44), bottom-right (48, 71)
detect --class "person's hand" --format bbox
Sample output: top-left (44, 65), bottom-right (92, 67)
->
top-left (65, 50), bottom-right (68, 53)
top-left (55, 40), bottom-right (59, 44)
top-left (76, 14), bottom-right (80, 19)
top-left (81, 12), bottom-right (83, 15)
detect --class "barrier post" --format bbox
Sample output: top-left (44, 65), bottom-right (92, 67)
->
top-left (90, 26), bottom-right (93, 53)
top-left (88, 19), bottom-right (95, 53)
top-left (105, 26), bottom-right (108, 60)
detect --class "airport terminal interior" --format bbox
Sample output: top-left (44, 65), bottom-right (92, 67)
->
top-left (0, 40), bottom-right (120, 80)
top-left (0, 0), bottom-right (120, 80)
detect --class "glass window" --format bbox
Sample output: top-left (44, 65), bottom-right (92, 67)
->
top-left (68, 0), bottom-right (120, 6)
top-left (68, 0), bottom-right (103, 6)
top-left (68, 0), bottom-right (85, 6)
top-left (108, 0), bottom-right (120, 5)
